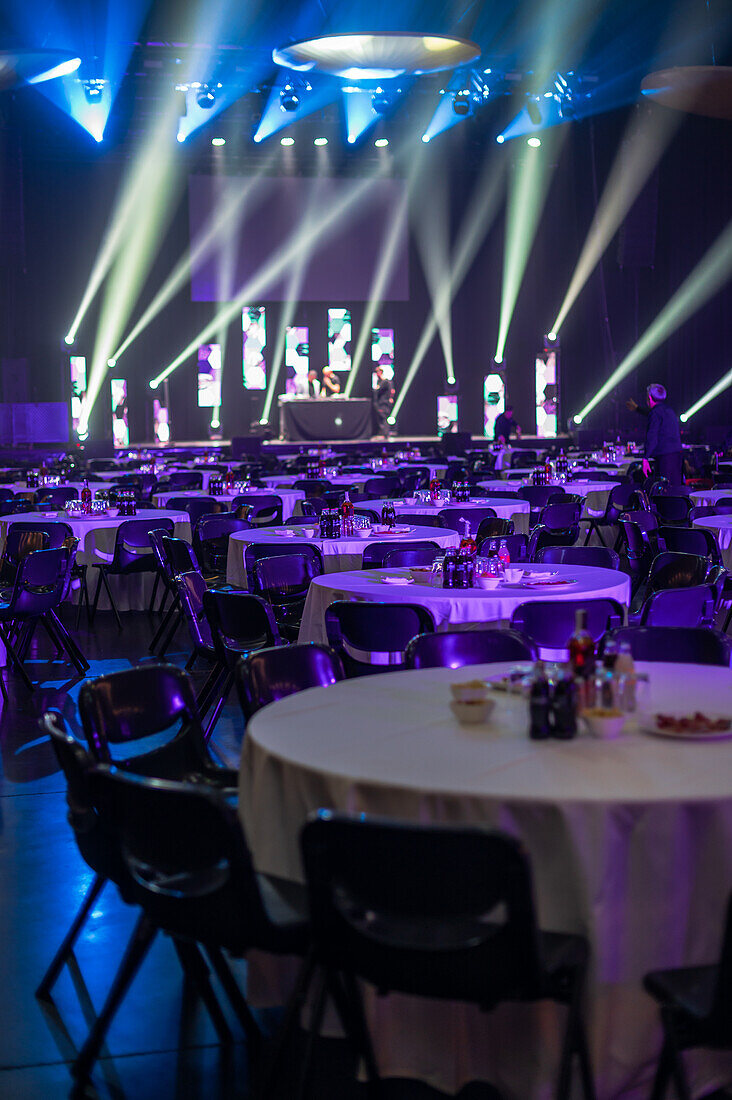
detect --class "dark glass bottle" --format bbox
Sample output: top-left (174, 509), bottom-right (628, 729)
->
top-left (81, 478), bottom-right (92, 515)
top-left (340, 491), bottom-right (354, 537)
top-left (529, 662), bottom-right (552, 740)
top-left (381, 500), bottom-right (396, 529)
top-left (552, 674), bottom-right (577, 739)
top-left (568, 609), bottom-right (596, 680)
top-left (442, 549), bottom-right (457, 588)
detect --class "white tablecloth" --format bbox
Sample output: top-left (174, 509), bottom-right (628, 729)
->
top-left (240, 660), bottom-right (732, 1099)
top-left (0, 509), bottom-right (190, 612)
top-left (690, 489), bottom-right (732, 508)
top-left (693, 515), bottom-right (732, 570)
top-left (371, 497), bottom-right (531, 535)
top-left (152, 487), bottom-right (304, 520)
top-left (260, 473), bottom-right (370, 491)
top-left (225, 525), bottom-right (460, 590)
top-left (298, 562), bottom-right (630, 643)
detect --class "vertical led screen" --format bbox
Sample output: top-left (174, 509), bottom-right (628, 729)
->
top-left (371, 327), bottom-right (394, 390)
top-left (328, 308), bottom-right (352, 372)
top-left (69, 356), bottom-right (87, 438)
top-left (198, 343), bottom-right (222, 407)
top-left (285, 326), bottom-right (310, 394)
top-left (483, 373), bottom-right (506, 439)
top-left (437, 395), bottom-right (458, 435)
top-left (535, 350), bottom-right (557, 437)
top-left (242, 307), bottom-right (266, 389)
top-left (153, 399), bottom-right (170, 444)
top-left (110, 379), bottom-right (129, 448)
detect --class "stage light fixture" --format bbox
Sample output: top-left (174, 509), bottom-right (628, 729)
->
top-left (496, 134), bottom-right (505, 144)
top-left (196, 86), bottom-right (216, 110)
top-left (386, 415), bottom-right (396, 425)
top-left (280, 85), bottom-right (300, 112)
top-left (494, 353), bottom-right (503, 364)
top-left (372, 91), bottom-right (390, 114)
top-left (149, 379), bottom-right (159, 389)
top-left (64, 334), bottom-right (74, 345)
top-left (375, 137), bottom-right (389, 147)
top-left (82, 78), bottom-right (106, 105)
top-left (107, 358), bottom-right (116, 367)
top-left (453, 91), bottom-right (470, 116)
top-left (177, 132), bottom-right (186, 143)
top-left (273, 33), bottom-right (480, 80)
top-left (447, 376), bottom-right (457, 385)
top-left (421, 134), bottom-right (430, 143)
top-left (259, 417), bottom-right (268, 425)
top-left (313, 137), bottom-right (328, 146)
top-left (210, 416), bottom-right (221, 429)
top-left (527, 136), bottom-right (541, 147)
top-left (573, 413), bottom-right (583, 424)
top-left (680, 365), bottom-right (732, 423)
top-left (211, 137), bottom-right (226, 146)
top-left (526, 98), bottom-right (542, 125)
top-left (280, 136), bottom-right (295, 146)
top-left (547, 330), bottom-right (557, 342)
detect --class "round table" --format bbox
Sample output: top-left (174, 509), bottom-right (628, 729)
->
top-left (240, 660), bottom-right (732, 1099)
top-left (0, 509), bottom-right (190, 612)
top-left (371, 497), bottom-right (531, 535)
top-left (225, 525), bottom-right (460, 590)
top-left (152, 487), bottom-right (304, 520)
top-left (693, 515), bottom-right (732, 569)
top-left (298, 562), bottom-right (631, 644)
top-left (690, 489), bottom-right (732, 508)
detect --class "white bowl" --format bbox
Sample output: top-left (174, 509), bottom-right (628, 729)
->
top-left (403, 497), bottom-right (418, 506)
top-left (582, 710), bottom-right (625, 739)
top-left (503, 567), bottom-right (525, 584)
top-left (450, 681), bottom-right (490, 704)
top-left (476, 574), bottom-right (501, 590)
top-left (450, 699), bottom-right (495, 725)
top-left (356, 527), bottom-right (372, 537)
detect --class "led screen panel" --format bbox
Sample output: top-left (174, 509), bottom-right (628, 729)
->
top-left (69, 355), bottom-right (87, 437)
top-left (285, 326), bottom-right (310, 394)
top-left (328, 308), bottom-right (352, 372)
top-left (189, 175), bottom-right (409, 301)
top-left (198, 343), bottom-right (222, 407)
top-left (153, 400), bottom-right (170, 444)
top-left (243, 307), bottom-right (266, 390)
top-left (535, 351), bottom-right (557, 437)
top-left (437, 395), bottom-right (458, 435)
top-left (483, 373), bottom-right (505, 439)
top-left (371, 327), bottom-right (394, 389)
top-left (111, 379), bottom-right (129, 448)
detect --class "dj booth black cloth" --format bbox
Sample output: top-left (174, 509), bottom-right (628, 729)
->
top-left (278, 397), bottom-right (373, 441)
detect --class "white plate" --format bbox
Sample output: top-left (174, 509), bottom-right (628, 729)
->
top-left (381, 575), bottom-right (414, 585)
top-left (636, 713), bottom-right (732, 741)
top-left (372, 524), bottom-right (411, 535)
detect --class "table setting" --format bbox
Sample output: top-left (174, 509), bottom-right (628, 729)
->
top-left (239, 658), bottom-right (732, 1099)
top-left (152, 486), bottom-right (304, 520)
top-left (692, 513), bottom-right (732, 569)
top-left (373, 493), bottom-right (531, 534)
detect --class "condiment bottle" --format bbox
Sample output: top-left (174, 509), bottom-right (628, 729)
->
top-left (340, 491), bottom-right (355, 537)
top-left (81, 478), bottom-right (92, 515)
top-left (442, 549), bottom-right (457, 588)
top-left (615, 639), bottom-right (636, 711)
top-left (568, 609), bottom-right (596, 708)
top-left (529, 661), bottom-right (552, 740)
top-left (551, 672), bottom-right (577, 739)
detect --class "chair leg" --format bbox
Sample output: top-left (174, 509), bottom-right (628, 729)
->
top-left (202, 670), bottom-right (233, 742)
top-left (555, 969), bottom-right (592, 1100)
top-left (294, 966), bottom-right (328, 1100)
top-left (47, 610), bottom-right (89, 673)
top-left (71, 912), bottom-right (157, 1084)
top-left (149, 593), bottom-right (179, 654)
top-left (204, 945), bottom-right (263, 1054)
top-left (36, 875), bottom-right (107, 998)
top-left (0, 623), bottom-right (35, 691)
top-left (196, 663), bottom-right (226, 718)
top-left (100, 570), bottom-right (123, 631)
top-left (148, 572), bottom-right (160, 615)
top-left (260, 952), bottom-right (317, 1100)
top-left (90, 569), bottom-right (104, 624)
top-left (172, 939), bottom-right (232, 1045)
top-left (332, 971), bottom-right (381, 1086)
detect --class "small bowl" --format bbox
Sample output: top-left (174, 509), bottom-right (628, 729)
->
top-left (450, 699), bottom-right (495, 725)
top-left (582, 709), bottom-right (625, 740)
top-left (403, 497), bottom-right (418, 506)
top-left (503, 567), bottom-right (525, 584)
top-left (476, 574), bottom-right (501, 590)
top-left (356, 526), bottom-right (372, 537)
top-left (450, 680), bottom-right (490, 704)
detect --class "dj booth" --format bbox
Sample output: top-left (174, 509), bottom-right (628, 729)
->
top-left (278, 397), bottom-right (373, 441)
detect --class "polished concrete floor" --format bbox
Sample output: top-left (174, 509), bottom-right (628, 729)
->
top-left (0, 607), bottom-right (509, 1100)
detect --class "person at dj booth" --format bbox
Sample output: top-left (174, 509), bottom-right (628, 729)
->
top-left (626, 382), bottom-right (683, 485)
top-left (493, 405), bottom-right (522, 444)
top-left (373, 364), bottom-right (396, 439)
top-left (321, 366), bottom-right (341, 395)
top-left (294, 369), bottom-right (321, 398)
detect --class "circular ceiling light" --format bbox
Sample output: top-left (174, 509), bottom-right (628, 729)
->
top-left (641, 66), bottom-right (732, 120)
top-left (273, 33), bottom-right (480, 80)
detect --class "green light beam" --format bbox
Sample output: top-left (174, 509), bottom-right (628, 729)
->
top-left (681, 365), bottom-right (732, 423)
top-left (576, 215), bottom-right (732, 422)
top-left (412, 168), bottom-right (454, 381)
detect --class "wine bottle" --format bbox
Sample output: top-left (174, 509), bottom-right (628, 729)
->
top-left (81, 478), bottom-right (92, 515)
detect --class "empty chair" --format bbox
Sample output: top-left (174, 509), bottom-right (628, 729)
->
top-left (291, 813), bottom-right (596, 1100)
top-left (235, 642), bottom-right (345, 720)
top-left (405, 627), bottom-right (536, 669)
top-left (510, 598), bottom-right (624, 657)
top-left (0, 525), bottom-right (50, 586)
top-left (184, 496), bottom-right (228, 528)
top-left (582, 483), bottom-right (637, 547)
top-left (617, 512), bottom-right (662, 588)
top-left (364, 475), bottom-right (401, 496)
top-left (537, 545), bottom-right (620, 570)
top-left (166, 470), bottom-right (204, 490)
top-left (658, 524), bottom-right (721, 565)
top-left (643, 890), bottom-right (732, 1100)
top-left (233, 493), bottom-right (283, 526)
top-left (518, 485), bottom-right (565, 526)
top-left (395, 512), bottom-right (446, 528)
top-left (476, 516), bottom-right (514, 542)
top-left (690, 504), bottom-right (732, 522)
top-left (601, 626), bottom-right (732, 666)
top-left (193, 512), bottom-right (251, 581)
top-left (477, 532), bottom-right (528, 561)
top-left (90, 517), bottom-right (175, 630)
top-left (362, 540), bottom-right (439, 569)
top-left (382, 546), bottom-right (441, 569)
top-left (539, 502), bottom-right (582, 531)
top-left (325, 600), bottom-right (435, 676)
top-left (527, 523), bottom-right (580, 561)
top-left (638, 584), bottom-right (717, 628)
top-left (645, 551), bottom-right (710, 592)
top-left (244, 541), bottom-right (324, 591)
top-left (651, 495), bottom-right (693, 525)
top-left (253, 551), bottom-right (324, 640)
top-left (34, 486), bottom-right (79, 507)
top-left (438, 506), bottom-right (497, 536)
top-left (293, 478), bottom-right (332, 496)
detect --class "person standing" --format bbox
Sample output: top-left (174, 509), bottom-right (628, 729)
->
top-left (373, 365), bottom-right (395, 439)
top-left (493, 404), bottom-right (521, 444)
top-left (321, 366), bottom-right (341, 395)
top-left (628, 383), bottom-right (682, 484)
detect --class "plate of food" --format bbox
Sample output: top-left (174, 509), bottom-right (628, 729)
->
top-left (637, 712), bottom-right (732, 740)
